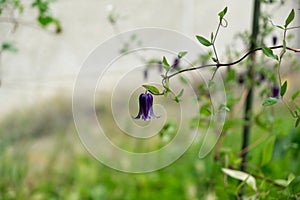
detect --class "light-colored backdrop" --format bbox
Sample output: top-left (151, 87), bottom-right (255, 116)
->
top-left (0, 0), bottom-right (298, 114)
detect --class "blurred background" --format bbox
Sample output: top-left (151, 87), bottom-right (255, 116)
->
top-left (1, 0), bottom-right (300, 199)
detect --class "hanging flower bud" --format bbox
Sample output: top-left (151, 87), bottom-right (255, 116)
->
top-left (143, 69), bottom-right (148, 80)
top-left (238, 74), bottom-right (245, 85)
top-left (272, 36), bottom-right (277, 46)
top-left (158, 61), bottom-right (163, 73)
top-left (272, 85), bottom-right (280, 98)
top-left (259, 72), bottom-right (265, 82)
top-left (134, 93), bottom-right (159, 121)
top-left (171, 58), bottom-right (180, 69)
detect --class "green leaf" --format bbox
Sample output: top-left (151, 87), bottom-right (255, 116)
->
top-left (174, 89), bottom-right (184, 103)
top-left (286, 176), bottom-right (300, 195)
top-left (178, 51), bottom-right (188, 59)
top-left (262, 97), bottom-right (279, 106)
top-left (179, 76), bottom-right (188, 84)
top-left (218, 7), bottom-right (228, 19)
top-left (210, 32), bottom-right (214, 42)
top-left (274, 179), bottom-right (289, 187)
top-left (295, 118), bottom-right (300, 128)
top-left (2, 42), bottom-right (17, 52)
top-left (292, 91), bottom-right (300, 101)
top-left (196, 35), bottom-right (212, 47)
top-left (174, 96), bottom-right (180, 103)
top-left (211, 57), bottom-right (218, 63)
top-left (162, 56), bottom-right (170, 70)
top-left (142, 85), bottom-right (160, 95)
top-left (285, 9), bottom-right (295, 28)
top-left (262, 46), bottom-right (278, 60)
top-left (108, 14), bottom-right (116, 24)
top-left (276, 25), bottom-right (284, 30)
top-left (288, 173), bottom-right (296, 185)
top-left (177, 89), bottom-right (184, 98)
top-left (38, 15), bottom-right (54, 27)
top-left (292, 110), bottom-right (298, 118)
top-left (222, 168), bottom-right (257, 191)
top-left (219, 104), bottom-right (230, 112)
top-left (130, 34), bottom-right (137, 41)
top-left (280, 81), bottom-right (287, 97)
top-left (200, 105), bottom-right (211, 116)
top-left (261, 135), bottom-right (276, 166)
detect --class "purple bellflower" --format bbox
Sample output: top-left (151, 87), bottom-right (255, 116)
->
top-left (134, 93), bottom-right (159, 121)
top-left (272, 85), bottom-right (280, 98)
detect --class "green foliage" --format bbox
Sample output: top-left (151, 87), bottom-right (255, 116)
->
top-left (159, 121), bottom-right (177, 142)
top-left (162, 56), bottom-right (170, 70)
top-left (31, 0), bottom-right (62, 33)
top-left (218, 7), bottom-right (228, 20)
top-left (196, 35), bottom-right (212, 47)
top-left (174, 89), bottom-right (184, 103)
top-left (142, 85), bottom-right (160, 95)
top-left (285, 9), bottom-right (295, 28)
top-left (178, 51), bottom-right (188, 59)
top-left (292, 91), bottom-right (300, 101)
top-left (280, 81), bottom-right (287, 97)
top-left (222, 168), bottom-right (257, 191)
top-left (261, 135), bottom-right (276, 166)
top-left (0, 96), bottom-right (300, 199)
top-left (1, 42), bottom-right (18, 52)
top-left (262, 97), bottom-right (279, 106)
top-left (295, 118), bottom-right (300, 128)
top-left (262, 46), bottom-right (278, 60)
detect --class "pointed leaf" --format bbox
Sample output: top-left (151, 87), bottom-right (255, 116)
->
top-left (2, 42), bottom-right (18, 52)
top-left (142, 85), bottom-right (160, 94)
top-left (162, 56), bottom-right (170, 70)
top-left (262, 46), bottom-right (278, 60)
top-left (285, 9), bottom-right (295, 28)
top-left (276, 25), bottom-right (284, 30)
top-left (222, 168), bottom-right (257, 191)
top-left (212, 57), bottom-right (218, 63)
top-left (218, 7), bottom-right (228, 19)
top-left (177, 89), bottom-right (184, 98)
top-left (174, 96), bottom-right (180, 103)
top-left (262, 97), bottom-right (279, 106)
top-left (295, 118), bottom-right (300, 128)
top-left (287, 176), bottom-right (300, 195)
top-left (261, 135), bottom-right (276, 166)
top-left (210, 32), bottom-right (214, 42)
top-left (178, 51), bottom-right (188, 59)
top-left (196, 35), bottom-right (212, 47)
top-left (292, 91), bottom-right (300, 101)
top-left (280, 80), bottom-right (287, 97)
top-left (179, 76), bottom-right (188, 84)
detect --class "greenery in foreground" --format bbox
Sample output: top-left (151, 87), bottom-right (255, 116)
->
top-left (0, 95), bottom-right (300, 200)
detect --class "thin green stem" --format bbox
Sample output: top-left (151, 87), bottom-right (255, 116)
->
top-left (155, 45), bottom-right (300, 96)
top-left (165, 45), bottom-right (298, 82)
top-left (212, 22), bottom-right (222, 63)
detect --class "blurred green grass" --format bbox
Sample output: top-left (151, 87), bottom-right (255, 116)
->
top-left (0, 94), bottom-right (299, 200)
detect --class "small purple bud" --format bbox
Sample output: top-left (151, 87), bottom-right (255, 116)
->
top-left (238, 74), bottom-right (245, 85)
top-left (272, 85), bottom-right (280, 98)
top-left (259, 73), bottom-right (265, 82)
top-left (158, 61), bottom-right (163, 72)
top-left (134, 93), bottom-right (159, 121)
top-left (272, 36), bottom-right (277, 46)
top-left (143, 69), bottom-right (148, 80)
top-left (171, 58), bottom-right (180, 69)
